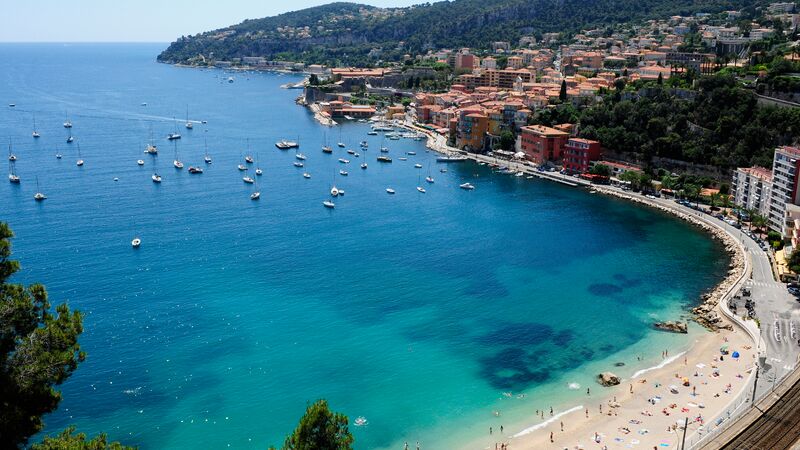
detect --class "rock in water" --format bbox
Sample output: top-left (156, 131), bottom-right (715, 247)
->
top-left (597, 372), bottom-right (621, 386)
top-left (654, 321), bottom-right (688, 334)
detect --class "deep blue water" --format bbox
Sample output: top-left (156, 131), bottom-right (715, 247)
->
top-left (0, 43), bottom-right (729, 449)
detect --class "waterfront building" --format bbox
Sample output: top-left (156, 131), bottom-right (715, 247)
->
top-left (519, 125), bottom-right (569, 164)
top-left (732, 166), bottom-right (773, 219)
top-left (563, 138), bottom-right (602, 173)
top-left (768, 146), bottom-right (800, 233)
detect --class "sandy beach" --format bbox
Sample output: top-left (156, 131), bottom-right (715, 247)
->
top-left (497, 318), bottom-right (755, 450)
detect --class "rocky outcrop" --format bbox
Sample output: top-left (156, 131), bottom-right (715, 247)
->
top-left (654, 321), bottom-right (688, 333)
top-left (597, 372), bottom-right (621, 387)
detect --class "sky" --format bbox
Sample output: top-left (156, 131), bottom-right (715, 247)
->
top-left (0, 0), bottom-right (422, 42)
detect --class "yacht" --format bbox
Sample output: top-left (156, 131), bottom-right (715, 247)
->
top-left (322, 145), bottom-right (332, 153)
top-left (188, 166), bottom-right (203, 174)
top-left (275, 140), bottom-right (299, 149)
top-left (323, 200), bottom-right (335, 209)
top-left (360, 162), bottom-right (368, 170)
top-left (339, 170), bottom-right (348, 176)
top-left (417, 186), bottom-right (426, 193)
top-left (293, 162), bottom-right (304, 168)
top-left (337, 142), bottom-right (346, 148)
top-left (243, 175), bottom-right (255, 184)
top-left (137, 159), bottom-right (145, 166)
top-left (367, 131), bottom-right (378, 136)
top-left (425, 176), bottom-right (434, 183)
top-left (152, 173), bottom-right (162, 183)
top-left (399, 157), bottom-right (408, 161)
top-left (414, 164), bottom-right (423, 168)
top-left (386, 188), bottom-right (396, 194)
top-left (459, 182), bottom-right (475, 190)
top-left (131, 238), bottom-right (142, 248)
top-left (245, 155), bottom-right (254, 164)
top-left (347, 149), bottom-right (355, 155)
top-left (303, 172), bottom-right (311, 179)
top-left (338, 158), bottom-right (349, 164)
top-left (377, 155), bottom-right (392, 163)
top-left (407, 151), bottom-right (416, 155)
top-left (250, 191), bottom-right (261, 200)
top-left (295, 153), bottom-right (307, 161)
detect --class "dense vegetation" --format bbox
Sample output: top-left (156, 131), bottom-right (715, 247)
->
top-left (0, 223), bottom-right (132, 449)
top-left (158, 0), bottom-right (770, 66)
top-left (531, 73), bottom-right (800, 170)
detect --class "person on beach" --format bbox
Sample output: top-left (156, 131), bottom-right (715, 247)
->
top-left (587, 388), bottom-right (590, 396)
top-left (404, 442), bottom-right (408, 450)
top-left (560, 421), bottom-right (564, 431)
top-left (500, 425), bottom-right (503, 434)
top-left (550, 431), bottom-right (554, 443)
top-left (599, 404), bottom-right (602, 414)
top-left (630, 384), bottom-right (633, 394)
top-left (550, 406), bottom-right (553, 416)
top-left (585, 408), bottom-right (589, 418)
top-left (490, 427), bottom-right (492, 435)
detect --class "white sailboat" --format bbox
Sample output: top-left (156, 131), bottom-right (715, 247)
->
top-left (185, 105), bottom-right (193, 129)
top-left (417, 175), bottom-right (426, 193)
top-left (245, 138), bottom-right (254, 163)
top-left (8, 159), bottom-right (20, 183)
top-left (7, 142), bottom-right (17, 162)
top-left (76, 143), bottom-right (84, 166)
top-left (152, 155), bottom-right (162, 183)
top-left (167, 118), bottom-right (181, 140)
top-left (63, 113), bottom-right (72, 128)
top-left (172, 141), bottom-right (183, 169)
top-left (250, 178), bottom-right (260, 200)
top-left (145, 126), bottom-right (158, 154)
top-left (32, 115), bottom-right (40, 138)
top-left (66, 128), bottom-right (74, 143)
top-left (204, 138), bottom-right (212, 164)
top-left (34, 176), bottom-right (46, 201)
top-left (255, 153), bottom-right (263, 176)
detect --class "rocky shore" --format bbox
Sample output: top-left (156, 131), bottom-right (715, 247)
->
top-left (593, 186), bottom-right (745, 331)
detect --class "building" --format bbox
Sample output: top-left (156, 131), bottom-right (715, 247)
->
top-left (768, 146), bottom-right (800, 233)
top-left (457, 112), bottom-right (489, 151)
top-left (519, 125), bottom-right (569, 164)
top-left (732, 166), bottom-right (773, 218)
top-left (563, 138), bottom-right (602, 173)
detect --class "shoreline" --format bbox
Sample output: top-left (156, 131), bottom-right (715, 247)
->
top-left (300, 104), bottom-right (758, 449)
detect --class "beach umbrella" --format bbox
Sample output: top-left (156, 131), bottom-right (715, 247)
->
top-left (732, 351), bottom-right (740, 358)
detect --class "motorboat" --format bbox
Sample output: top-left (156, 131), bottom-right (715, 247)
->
top-left (255, 168), bottom-right (263, 176)
top-left (322, 146), bottom-right (332, 153)
top-left (250, 191), bottom-right (261, 200)
top-left (377, 155), bottom-right (392, 163)
top-left (339, 170), bottom-right (348, 176)
top-left (338, 158), bottom-right (349, 164)
top-left (337, 142), bottom-right (346, 148)
top-left (425, 176), bottom-right (434, 183)
top-left (293, 162), bottom-right (304, 168)
top-left (275, 140), bottom-right (299, 149)
top-left (360, 141), bottom-right (368, 147)
top-left (386, 188), bottom-right (396, 194)
top-left (323, 200), bottom-right (335, 208)
top-left (460, 182), bottom-right (475, 190)
top-left (417, 186), bottom-right (426, 193)
top-left (440, 168), bottom-right (448, 173)
top-left (346, 149), bottom-right (355, 155)
top-left (367, 131), bottom-right (378, 136)
top-left (303, 172), bottom-right (311, 179)
top-left (131, 238), bottom-right (141, 248)
top-left (167, 132), bottom-right (181, 140)
top-left (360, 162), bottom-right (368, 169)
top-left (245, 155), bottom-right (254, 164)
top-left (238, 164), bottom-right (247, 171)
top-left (152, 173), bottom-right (162, 183)
top-left (243, 176), bottom-right (255, 184)
top-left (137, 159), bottom-right (145, 166)
top-left (173, 160), bottom-right (184, 169)
top-left (398, 157), bottom-right (407, 161)
top-left (188, 166), bottom-right (203, 174)
top-left (414, 164), bottom-right (423, 168)
top-left (295, 153), bottom-right (307, 161)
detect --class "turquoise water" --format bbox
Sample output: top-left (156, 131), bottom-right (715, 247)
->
top-left (0, 44), bottom-right (729, 449)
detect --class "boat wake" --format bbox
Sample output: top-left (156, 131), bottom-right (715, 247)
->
top-left (631, 351), bottom-right (686, 379)
top-left (511, 405), bottom-right (584, 438)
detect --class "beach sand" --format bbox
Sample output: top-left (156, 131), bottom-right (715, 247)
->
top-left (483, 317), bottom-right (755, 450)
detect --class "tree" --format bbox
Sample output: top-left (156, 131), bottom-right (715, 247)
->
top-left (789, 248), bottom-right (800, 274)
top-left (499, 130), bottom-right (515, 151)
top-left (559, 80), bottom-right (568, 101)
top-left (32, 426), bottom-right (134, 450)
top-left (751, 213), bottom-right (767, 234)
top-left (0, 223), bottom-right (89, 447)
top-left (282, 400), bottom-right (353, 450)
top-left (590, 163), bottom-right (611, 177)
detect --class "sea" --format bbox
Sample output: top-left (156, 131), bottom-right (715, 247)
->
top-left (0, 43), bottom-right (729, 449)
